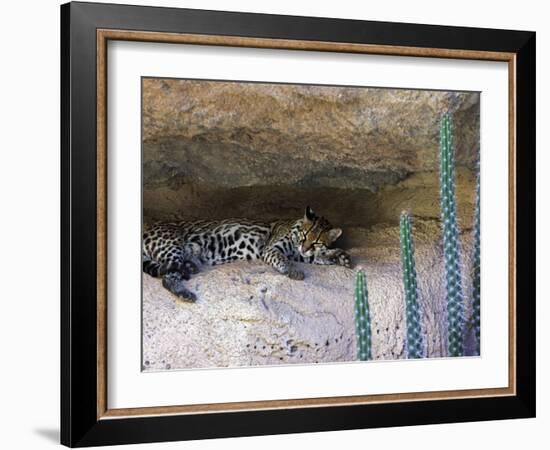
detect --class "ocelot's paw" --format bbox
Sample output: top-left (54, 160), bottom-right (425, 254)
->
top-left (288, 268), bottom-right (305, 280)
top-left (174, 292), bottom-right (197, 304)
top-left (330, 249), bottom-right (352, 268)
top-left (183, 260), bottom-right (199, 274)
top-left (162, 272), bottom-right (197, 303)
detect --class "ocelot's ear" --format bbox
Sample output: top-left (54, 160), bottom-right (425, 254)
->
top-left (304, 206), bottom-right (316, 222)
top-left (327, 228), bottom-right (342, 243)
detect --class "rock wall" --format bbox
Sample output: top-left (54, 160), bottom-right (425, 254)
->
top-left (143, 168), bottom-right (476, 229)
top-left (142, 79), bottom-right (479, 225)
top-left (143, 79), bottom-right (479, 189)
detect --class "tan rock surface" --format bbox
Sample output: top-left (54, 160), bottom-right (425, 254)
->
top-left (142, 79), bottom-right (479, 192)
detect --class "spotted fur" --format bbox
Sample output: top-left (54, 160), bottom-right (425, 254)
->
top-left (143, 206), bottom-right (351, 302)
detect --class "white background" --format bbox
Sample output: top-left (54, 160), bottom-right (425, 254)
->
top-left (0, 0), bottom-right (546, 449)
top-left (109, 42), bottom-right (509, 408)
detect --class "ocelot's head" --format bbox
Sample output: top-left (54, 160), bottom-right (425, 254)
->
top-left (297, 206), bottom-right (342, 258)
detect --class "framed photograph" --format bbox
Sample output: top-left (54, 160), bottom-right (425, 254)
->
top-left (61, 1), bottom-right (535, 447)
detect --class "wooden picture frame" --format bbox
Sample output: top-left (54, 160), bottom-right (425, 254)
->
top-left (61, 1), bottom-right (535, 447)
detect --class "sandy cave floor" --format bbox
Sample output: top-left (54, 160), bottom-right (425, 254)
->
top-left (142, 219), bottom-right (476, 371)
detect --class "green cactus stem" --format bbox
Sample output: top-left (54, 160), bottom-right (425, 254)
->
top-left (439, 113), bottom-right (465, 357)
top-left (472, 169), bottom-right (481, 355)
top-left (354, 270), bottom-right (372, 361)
top-left (399, 212), bottom-right (424, 359)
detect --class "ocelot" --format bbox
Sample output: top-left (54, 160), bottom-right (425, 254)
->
top-left (142, 206), bottom-right (351, 302)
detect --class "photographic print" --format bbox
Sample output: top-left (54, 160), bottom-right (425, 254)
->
top-left (141, 78), bottom-right (481, 371)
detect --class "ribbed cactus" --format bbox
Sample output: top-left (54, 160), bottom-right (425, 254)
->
top-left (354, 270), bottom-right (372, 361)
top-left (399, 212), bottom-right (424, 359)
top-left (439, 113), bottom-right (465, 357)
top-left (472, 170), bottom-right (481, 355)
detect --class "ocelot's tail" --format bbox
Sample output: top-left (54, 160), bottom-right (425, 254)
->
top-left (143, 253), bottom-right (163, 277)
